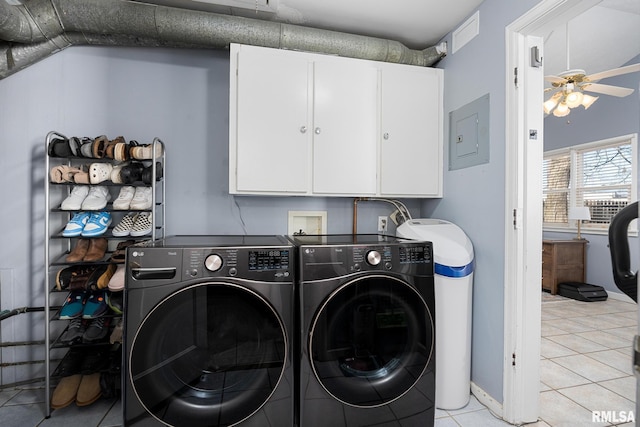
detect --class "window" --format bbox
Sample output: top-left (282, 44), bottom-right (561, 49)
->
top-left (543, 134), bottom-right (637, 233)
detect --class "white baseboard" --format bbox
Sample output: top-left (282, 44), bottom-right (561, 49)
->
top-left (470, 382), bottom-right (503, 418)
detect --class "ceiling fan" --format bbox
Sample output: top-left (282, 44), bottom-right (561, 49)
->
top-left (543, 24), bottom-right (640, 117)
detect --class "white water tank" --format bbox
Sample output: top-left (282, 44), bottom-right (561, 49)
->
top-left (396, 218), bottom-right (474, 410)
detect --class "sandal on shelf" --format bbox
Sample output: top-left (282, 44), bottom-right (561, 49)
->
top-left (131, 142), bottom-right (163, 160)
top-left (79, 137), bottom-right (95, 158)
top-left (50, 165), bottom-right (85, 183)
top-left (110, 239), bottom-right (136, 263)
top-left (141, 162), bottom-right (163, 184)
top-left (92, 135), bottom-right (109, 158)
top-left (47, 137), bottom-right (72, 157)
top-left (105, 136), bottom-right (125, 159)
top-left (119, 162), bottom-right (145, 184)
top-left (89, 163), bottom-right (114, 184)
top-left (114, 139), bottom-right (138, 162)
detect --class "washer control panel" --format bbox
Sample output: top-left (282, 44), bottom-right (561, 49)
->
top-left (185, 247), bottom-right (292, 281)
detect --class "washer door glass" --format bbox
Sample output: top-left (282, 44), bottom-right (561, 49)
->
top-left (130, 282), bottom-right (287, 426)
top-left (309, 276), bottom-right (433, 407)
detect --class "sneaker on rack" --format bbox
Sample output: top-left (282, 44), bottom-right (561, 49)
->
top-left (83, 290), bottom-right (108, 319)
top-left (130, 212), bottom-right (152, 237)
top-left (62, 212), bottom-right (91, 237)
top-left (59, 290), bottom-right (87, 320)
top-left (129, 186), bottom-right (152, 210)
top-left (81, 186), bottom-right (111, 210)
top-left (112, 186), bottom-right (135, 210)
top-left (60, 186), bottom-right (89, 211)
top-left (112, 212), bottom-right (137, 237)
top-left (82, 316), bottom-right (112, 343)
top-left (59, 317), bottom-right (87, 345)
top-left (81, 212), bottom-right (112, 237)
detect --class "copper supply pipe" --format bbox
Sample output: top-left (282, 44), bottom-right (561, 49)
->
top-left (353, 197), bottom-right (371, 235)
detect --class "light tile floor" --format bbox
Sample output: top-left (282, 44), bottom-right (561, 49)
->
top-left (0, 292), bottom-right (636, 426)
top-left (435, 292), bottom-right (637, 427)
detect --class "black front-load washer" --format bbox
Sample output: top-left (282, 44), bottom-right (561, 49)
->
top-left (291, 234), bottom-right (436, 427)
top-left (123, 235), bottom-right (294, 426)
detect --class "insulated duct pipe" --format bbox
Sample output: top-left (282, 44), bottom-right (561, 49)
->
top-left (0, 0), bottom-right (446, 80)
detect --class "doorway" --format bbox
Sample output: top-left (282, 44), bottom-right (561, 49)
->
top-left (503, 0), bottom-right (604, 424)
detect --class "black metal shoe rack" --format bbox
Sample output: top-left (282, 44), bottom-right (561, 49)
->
top-left (44, 131), bottom-right (166, 416)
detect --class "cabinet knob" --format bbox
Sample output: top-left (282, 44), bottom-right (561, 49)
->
top-left (383, 132), bottom-right (390, 140)
top-left (315, 127), bottom-right (321, 135)
top-left (300, 126), bottom-right (307, 134)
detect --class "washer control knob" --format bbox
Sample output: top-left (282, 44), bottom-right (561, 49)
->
top-left (205, 254), bottom-right (223, 272)
top-left (366, 250), bottom-right (382, 266)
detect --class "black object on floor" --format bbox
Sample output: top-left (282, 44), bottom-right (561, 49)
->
top-left (558, 282), bottom-right (608, 302)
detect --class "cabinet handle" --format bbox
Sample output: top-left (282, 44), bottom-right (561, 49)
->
top-left (383, 132), bottom-right (390, 140)
top-left (315, 127), bottom-right (321, 135)
top-left (300, 126), bottom-right (307, 134)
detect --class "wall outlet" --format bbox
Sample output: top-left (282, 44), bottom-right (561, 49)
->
top-left (378, 216), bottom-right (388, 232)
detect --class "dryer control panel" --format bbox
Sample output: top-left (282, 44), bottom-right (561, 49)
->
top-left (299, 242), bottom-right (433, 281)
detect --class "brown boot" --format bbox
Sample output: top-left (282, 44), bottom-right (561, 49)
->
top-left (51, 374), bottom-right (82, 409)
top-left (76, 373), bottom-right (102, 406)
top-left (66, 239), bottom-right (90, 262)
top-left (83, 238), bottom-right (108, 262)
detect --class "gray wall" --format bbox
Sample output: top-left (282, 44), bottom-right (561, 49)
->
top-left (422, 0), bottom-right (539, 405)
top-left (543, 54), bottom-right (640, 299)
top-left (0, 45), bottom-right (419, 385)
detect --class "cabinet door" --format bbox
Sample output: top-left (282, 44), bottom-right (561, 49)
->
top-left (380, 66), bottom-right (443, 197)
top-left (312, 60), bottom-right (378, 195)
top-left (233, 47), bottom-right (311, 193)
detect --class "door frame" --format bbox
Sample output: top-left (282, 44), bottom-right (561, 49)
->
top-left (503, 0), bottom-right (601, 423)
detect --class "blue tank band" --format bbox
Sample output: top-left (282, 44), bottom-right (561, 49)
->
top-left (435, 260), bottom-right (474, 278)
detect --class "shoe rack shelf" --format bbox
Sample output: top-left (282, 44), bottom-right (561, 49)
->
top-left (43, 131), bottom-right (166, 416)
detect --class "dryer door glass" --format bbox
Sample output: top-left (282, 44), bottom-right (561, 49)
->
top-left (309, 276), bottom-right (434, 407)
top-left (130, 282), bottom-right (287, 426)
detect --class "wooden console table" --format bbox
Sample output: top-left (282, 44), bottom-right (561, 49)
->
top-left (542, 239), bottom-right (588, 295)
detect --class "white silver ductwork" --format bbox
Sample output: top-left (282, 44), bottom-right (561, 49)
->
top-left (0, 0), bottom-right (446, 80)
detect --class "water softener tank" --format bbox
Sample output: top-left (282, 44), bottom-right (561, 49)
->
top-left (396, 219), bottom-right (474, 410)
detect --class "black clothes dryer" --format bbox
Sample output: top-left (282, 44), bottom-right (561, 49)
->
top-left (291, 234), bottom-right (436, 427)
top-left (123, 235), bottom-right (294, 427)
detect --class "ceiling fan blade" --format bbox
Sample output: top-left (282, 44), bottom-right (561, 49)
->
top-left (545, 75), bottom-right (565, 84)
top-left (585, 63), bottom-right (640, 82)
top-left (581, 83), bottom-right (634, 97)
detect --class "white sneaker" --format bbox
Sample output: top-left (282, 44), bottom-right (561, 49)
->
top-left (61, 186), bottom-right (89, 210)
top-left (81, 186), bottom-right (111, 210)
top-left (129, 187), bottom-right (152, 210)
top-left (130, 212), bottom-right (152, 237)
top-left (112, 186), bottom-right (135, 210)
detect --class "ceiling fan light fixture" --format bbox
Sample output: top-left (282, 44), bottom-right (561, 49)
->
top-left (543, 96), bottom-right (560, 115)
top-left (581, 94), bottom-right (598, 110)
top-left (565, 90), bottom-right (584, 108)
top-left (553, 102), bottom-right (570, 117)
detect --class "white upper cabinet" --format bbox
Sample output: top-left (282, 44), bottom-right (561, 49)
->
top-left (379, 64), bottom-right (443, 197)
top-left (232, 46), bottom-right (310, 193)
top-left (229, 44), bottom-right (443, 198)
top-left (312, 60), bottom-right (377, 195)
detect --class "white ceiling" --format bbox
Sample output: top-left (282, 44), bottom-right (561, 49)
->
top-left (542, 0), bottom-right (640, 78)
